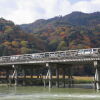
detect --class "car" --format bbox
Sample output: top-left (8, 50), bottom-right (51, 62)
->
top-left (78, 48), bottom-right (100, 56)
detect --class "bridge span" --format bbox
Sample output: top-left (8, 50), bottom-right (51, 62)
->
top-left (0, 48), bottom-right (100, 90)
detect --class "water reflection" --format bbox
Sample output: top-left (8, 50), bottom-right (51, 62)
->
top-left (0, 85), bottom-right (100, 100)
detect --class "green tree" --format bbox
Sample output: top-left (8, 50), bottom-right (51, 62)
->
top-left (12, 41), bottom-right (19, 48)
top-left (57, 41), bottom-right (66, 50)
top-left (20, 41), bottom-right (28, 47)
top-left (49, 39), bottom-right (58, 51)
top-left (20, 47), bottom-right (32, 54)
top-left (4, 26), bottom-right (13, 33)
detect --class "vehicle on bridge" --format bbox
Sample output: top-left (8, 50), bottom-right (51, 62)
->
top-left (77, 48), bottom-right (100, 56)
top-left (0, 48), bottom-right (100, 63)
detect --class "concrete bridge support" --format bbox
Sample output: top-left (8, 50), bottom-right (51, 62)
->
top-left (63, 67), bottom-right (66, 88)
top-left (46, 63), bottom-right (52, 88)
top-left (30, 67), bottom-right (33, 85)
top-left (12, 65), bottom-right (18, 86)
top-left (43, 76), bottom-right (46, 88)
top-left (22, 68), bottom-right (26, 86)
top-left (48, 65), bottom-right (52, 88)
top-left (5, 69), bottom-right (9, 84)
top-left (94, 61), bottom-right (100, 90)
top-left (67, 66), bottom-right (73, 88)
top-left (56, 66), bottom-right (59, 88)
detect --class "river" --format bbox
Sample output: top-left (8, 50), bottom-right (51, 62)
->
top-left (0, 85), bottom-right (100, 100)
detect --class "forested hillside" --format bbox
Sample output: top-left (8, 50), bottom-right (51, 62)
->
top-left (20, 12), bottom-right (100, 51)
top-left (20, 12), bottom-right (100, 33)
top-left (0, 18), bottom-right (46, 56)
top-left (0, 12), bottom-right (100, 56)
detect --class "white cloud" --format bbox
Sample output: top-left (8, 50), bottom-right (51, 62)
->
top-left (0, 0), bottom-right (17, 16)
top-left (0, 0), bottom-right (100, 24)
top-left (73, 0), bottom-right (100, 13)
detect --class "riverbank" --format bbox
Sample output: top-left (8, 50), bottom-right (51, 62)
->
top-left (73, 76), bottom-right (93, 84)
top-left (0, 76), bottom-right (93, 86)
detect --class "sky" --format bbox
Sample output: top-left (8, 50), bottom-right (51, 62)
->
top-left (0, 0), bottom-right (100, 24)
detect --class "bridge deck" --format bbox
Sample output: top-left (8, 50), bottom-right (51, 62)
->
top-left (0, 48), bottom-right (100, 66)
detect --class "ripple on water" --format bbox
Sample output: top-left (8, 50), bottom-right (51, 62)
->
top-left (1, 93), bottom-right (100, 100)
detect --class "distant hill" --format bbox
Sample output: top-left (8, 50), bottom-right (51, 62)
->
top-left (0, 11), bottom-right (100, 56)
top-left (20, 12), bottom-right (100, 51)
top-left (20, 12), bottom-right (100, 33)
top-left (0, 18), bottom-right (47, 56)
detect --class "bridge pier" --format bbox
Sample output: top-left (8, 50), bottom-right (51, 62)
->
top-left (46, 63), bottom-right (52, 88)
top-left (67, 66), bottom-right (73, 88)
top-left (5, 69), bottom-right (9, 84)
top-left (94, 61), bottom-right (100, 90)
top-left (48, 65), bottom-right (52, 88)
top-left (43, 75), bottom-right (46, 88)
top-left (30, 67), bottom-right (33, 85)
top-left (5, 68), bottom-right (11, 86)
top-left (12, 65), bottom-right (18, 86)
top-left (56, 66), bottom-right (59, 88)
top-left (22, 68), bottom-right (26, 86)
top-left (63, 67), bottom-right (65, 88)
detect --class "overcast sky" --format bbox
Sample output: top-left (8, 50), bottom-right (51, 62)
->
top-left (0, 0), bottom-right (100, 24)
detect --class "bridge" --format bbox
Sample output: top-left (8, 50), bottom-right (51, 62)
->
top-left (0, 48), bottom-right (100, 90)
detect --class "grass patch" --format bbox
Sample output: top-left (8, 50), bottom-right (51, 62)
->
top-left (73, 76), bottom-right (93, 84)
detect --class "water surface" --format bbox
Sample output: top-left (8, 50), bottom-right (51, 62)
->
top-left (0, 85), bottom-right (100, 100)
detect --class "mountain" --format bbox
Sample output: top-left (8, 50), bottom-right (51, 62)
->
top-left (0, 11), bottom-right (100, 56)
top-left (20, 12), bottom-right (100, 51)
top-left (20, 11), bottom-right (100, 33)
top-left (0, 18), bottom-right (47, 56)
